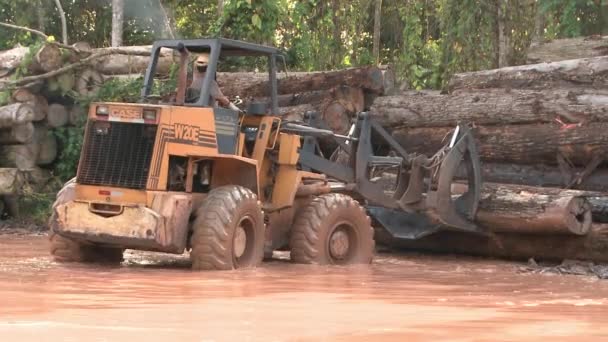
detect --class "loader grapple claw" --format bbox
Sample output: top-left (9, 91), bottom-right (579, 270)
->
top-left (297, 112), bottom-right (483, 240)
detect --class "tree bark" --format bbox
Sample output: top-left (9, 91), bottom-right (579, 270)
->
top-left (462, 162), bottom-right (608, 192)
top-left (370, 88), bottom-right (608, 128)
top-left (11, 89), bottom-right (48, 121)
top-left (46, 104), bottom-right (68, 128)
top-left (0, 122), bottom-right (34, 144)
top-left (68, 105), bottom-right (87, 125)
top-left (527, 36), bottom-right (608, 64)
top-left (36, 128), bottom-right (57, 165)
top-left (372, 0), bottom-right (382, 65)
top-left (448, 56), bottom-right (608, 92)
top-left (111, 0), bottom-right (125, 47)
top-left (380, 224), bottom-right (608, 263)
top-left (237, 67), bottom-right (395, 98)
top-left (0, 46), bottom-right (29, 77)
top-left (0, 103), bottom-right (35, 128)
top-left (94, 47), bottom-right (174, 75)
top-left (53, 0), bottom-right (68, 44)
top-left (0, 168), bottom-right (24, 194)
top-left (0, 144), bottom-right (39, 169)
top-left (453, 183), bottom-right (592, 235)
top-left (392, 122), bottom-right (608, 166)
top-left (75, 69), bottom-right (103, 97)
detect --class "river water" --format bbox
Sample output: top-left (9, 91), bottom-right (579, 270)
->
top-left (1, 233), bottom-right (607, 341)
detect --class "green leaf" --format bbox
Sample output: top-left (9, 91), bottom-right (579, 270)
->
top-left (252, 13), bottom-right (262, 29)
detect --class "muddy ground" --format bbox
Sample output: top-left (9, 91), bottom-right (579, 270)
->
top-left (1, 230), bottom-right (608, 341)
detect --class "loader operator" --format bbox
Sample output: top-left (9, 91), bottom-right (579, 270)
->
top-left (189, 53), bottom-right (240, 112)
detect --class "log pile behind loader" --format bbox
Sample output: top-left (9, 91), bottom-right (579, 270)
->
top-left (369, 54), bottom-right (608, 262)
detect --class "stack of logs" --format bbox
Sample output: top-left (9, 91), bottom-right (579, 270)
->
top-left (369, 53), bottom-right (608, 262)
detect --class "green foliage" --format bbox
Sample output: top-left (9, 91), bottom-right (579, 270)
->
top-left (540, 0), bottom-right (606, 38)
top-left (52, 124), bottom-right (85, 182)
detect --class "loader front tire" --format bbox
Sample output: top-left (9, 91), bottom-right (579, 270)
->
top-left (190, 185), bottom-right (265, 271)
top-left (49, 179), bottom-right (123, 264)
top-left (290, 194), bottom-right (374, 265)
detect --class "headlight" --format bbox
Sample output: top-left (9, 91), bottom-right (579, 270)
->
top-left (96, 106), bottom-right (109, 116)
top-left (143, 109), bottom-right (157, 121)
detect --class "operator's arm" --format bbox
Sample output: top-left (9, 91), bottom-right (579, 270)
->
top-left (210, 80), bottom-right (230, 107)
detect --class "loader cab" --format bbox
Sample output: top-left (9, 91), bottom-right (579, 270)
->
top-left (140, 38), bottom-right (281, 115)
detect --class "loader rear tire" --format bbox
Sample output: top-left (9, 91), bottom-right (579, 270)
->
top-left (190, 185), bottom-right (265, 271)
top-left (290, 194), bottom-right (374, 265)
top-left (48, 179), bottom-right (123, 264)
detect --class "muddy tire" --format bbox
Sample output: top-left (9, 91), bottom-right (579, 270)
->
top-left (190, 185), bottom-right (265, 271)
top-left (49, 180), bottom-right (123, 264)
top-left (290, 194), bottom-right (374, 265)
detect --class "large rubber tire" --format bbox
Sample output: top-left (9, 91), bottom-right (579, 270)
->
top-left (49, 179), bottom-right (123, 264)
top-left (190, 185), bottom-right (265, 270)
top-left (290, 194), bottom-right (374, 265)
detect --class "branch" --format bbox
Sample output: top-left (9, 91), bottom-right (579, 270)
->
top-left (0, 22), bottom-right (48, 40)
top-left (0, 22), bottom-right (80, 53)
top-left (0, 47), bottom-right (154, 90)
top-left (53, 0), bottom-right (68, 45)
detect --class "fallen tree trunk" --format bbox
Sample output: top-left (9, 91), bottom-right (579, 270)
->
top-left (93, 46), bottom-right (174, 75)
top-left (453, 183), bottom-right (592, 235)
top-left (527, 36), bottom-right (608, 64)
top-left (68, 105), bottom-right (86, 125)
top-left (0, 103), bottom-right (35, 128)
top-left (238, 66), bottom-right (394, 98)
top-left (380, 224), bottom-right (608, 263)
top-left (460, 162), bottom-right (608, 192)
top-left (0, 44), bottom-right (63, 77)
top-left (0, 168), bottom-right (24, 194)
top-left (0, 122), bottom-right (34, 144)
top-left (0, 144), bottom-right (39, 169)
top-left (46, 103), bottom-right (68, 128)
top-left (11, 89), bottom-right (47, 121)
top-left (393, 122), bottom-right (608, 166)
top-left (448, 56), bottom-right (608, 92)
top-left (370, 88), bottom-right (608, 128)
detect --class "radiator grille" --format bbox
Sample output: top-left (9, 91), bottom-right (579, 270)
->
top-left (77, 121), bottom-right (157, 189)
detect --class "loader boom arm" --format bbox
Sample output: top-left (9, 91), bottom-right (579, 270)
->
top-left (283, 111), bottom-right (483, 237)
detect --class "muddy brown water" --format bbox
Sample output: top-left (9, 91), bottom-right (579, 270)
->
top-left (1, 233), bottom-right (608, 341)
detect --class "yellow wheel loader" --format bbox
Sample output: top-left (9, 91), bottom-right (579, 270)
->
top-left (49, 38), bottom-right (482, 270)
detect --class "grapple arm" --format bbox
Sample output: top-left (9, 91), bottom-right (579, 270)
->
top-left (295, 111), bottom-right (483, 238)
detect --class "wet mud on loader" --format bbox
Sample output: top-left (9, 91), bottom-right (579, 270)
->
top-left (49, 38), bottom-right (482, 270)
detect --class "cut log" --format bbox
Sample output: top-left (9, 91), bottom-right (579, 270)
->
top-left (0, 103), bottom-right (35, 128)
top-left (231, 67), bottom-right (394, 98)
top-left (0, 168), bottom-right (24, 194)
top-left (392, 122), bottom-right (608, 166)
top-left (48, 71), bottom-right (76, 94)
top-left (452, 183), bottom-right (592, 236)
top-left (278, 104), bottom-right (315, 122)
top-left (75, 69), bottom-right (103, 97)
top-left (461, 162), bottom-right (608, 192)
top-left (68, 105), bottom-right (87, 125)
top-left (448, 56), bottom-right (608, 92)
top-left (370, 88), bottom-right (608, 128)
top-left (527, 36), bottom-right (608, 64)
top-left (0, 144), bottom-right (39, 169)
top-left (11, 89), bottom-right (47, 121)
top-left (36, 130), bottom-right (57, 165)
top-left (46, 103), bottom-right (69, 128)
top-left (94, 46), bottom-right (174, 75)
top-left (0, 46), bottom-right (29, 77)
top-left (379, 224), bottom-right (608, 263)
top-left (0, 122), bottom-right (34, 144)
top-left (35, 44), bottom-right (62, 72)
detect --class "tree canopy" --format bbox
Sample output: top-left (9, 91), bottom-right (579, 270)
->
top-left (1, 0), bottom-right (606, 89)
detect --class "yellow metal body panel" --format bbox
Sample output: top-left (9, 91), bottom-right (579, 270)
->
top-left (55, 192), bottom-right (193, 253)
top-left (278, 133), bottom-right (300, 165)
